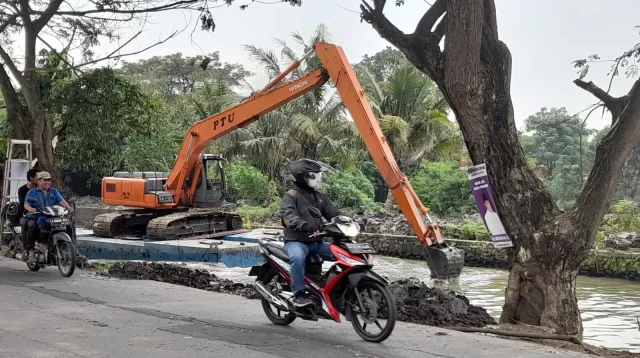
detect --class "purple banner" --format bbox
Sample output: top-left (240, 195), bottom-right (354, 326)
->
top-left (467, 164), bottom-right (513, 248)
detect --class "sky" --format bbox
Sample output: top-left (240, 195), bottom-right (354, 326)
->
top-left (30, 0), bottom-right (640, 131)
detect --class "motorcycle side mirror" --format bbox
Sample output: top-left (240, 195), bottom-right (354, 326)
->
top-left (308, 207), bottom-right (322, 218)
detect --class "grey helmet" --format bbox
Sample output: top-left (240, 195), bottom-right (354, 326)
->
top-left (290, 158), bottom-right (325, 189)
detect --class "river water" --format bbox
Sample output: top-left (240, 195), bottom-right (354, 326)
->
top-left (185, 255), bottom-right (640, 353)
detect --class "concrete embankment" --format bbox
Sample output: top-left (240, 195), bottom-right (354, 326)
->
top-left (355, 232), bottom-right (640, 281)
top-left (72, 204), bottom-right (640, 280)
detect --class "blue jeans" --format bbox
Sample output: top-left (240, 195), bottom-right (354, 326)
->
top-left (284, 241), bottom-right (334, 296)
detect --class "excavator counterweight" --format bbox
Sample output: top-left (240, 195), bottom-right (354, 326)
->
top-left (92, 41), bottom-right (464, 279)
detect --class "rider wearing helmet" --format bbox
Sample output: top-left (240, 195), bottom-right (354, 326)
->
top-left (280, 158), bottom-right (340, 309)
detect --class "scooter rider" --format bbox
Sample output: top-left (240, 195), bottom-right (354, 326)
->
top-left (23, 171), bottom-right (74, 262)
top-left (280, 158), bottom-right (340, 309)
top-left (17, 168), bottom-right (40, 256)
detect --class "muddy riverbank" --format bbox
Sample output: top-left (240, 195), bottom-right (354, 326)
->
top-left (104, 260), bottom-right (496, 328)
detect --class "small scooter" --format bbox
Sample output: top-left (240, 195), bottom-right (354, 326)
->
top-left (249, 207), bottom-right (397, 343)
top-left (21, 205), bottom-right (77, 277)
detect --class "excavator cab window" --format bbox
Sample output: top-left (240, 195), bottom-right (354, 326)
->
top-left (205, 158), bottom-right (225, 192)
top-left (190, 155), bottom-right (226, 208)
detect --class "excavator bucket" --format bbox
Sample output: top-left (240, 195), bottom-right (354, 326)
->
top-left (424, 244), bottom-right (465, 280)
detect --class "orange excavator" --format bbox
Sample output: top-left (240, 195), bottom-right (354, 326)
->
top-left (92, 42), bottom-right (464, 279)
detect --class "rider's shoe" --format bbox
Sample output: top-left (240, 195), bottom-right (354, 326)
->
top-left (27, 249), bottom-right (36, 263)
top-left (292, 295), bottom-right (314, 309)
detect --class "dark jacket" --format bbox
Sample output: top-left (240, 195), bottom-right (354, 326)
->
top-left (280, 182), bottom-right (340, 243)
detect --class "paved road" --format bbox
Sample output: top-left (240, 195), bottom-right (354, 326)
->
top-left (0, 256), bottom-right (588, 358)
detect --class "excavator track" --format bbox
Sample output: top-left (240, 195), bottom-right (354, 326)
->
top-left (91, 210), bottom-right (160, 238)
top-left (92, 209), bottom-right (243, 240)
top-left (145, 210), bottom-right (243, 241)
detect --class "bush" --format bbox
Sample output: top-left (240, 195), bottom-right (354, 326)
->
top-left (235, 200), bottom-right (280, 229)
top-left (600, 200), bottom-right (640, 235)
top-left (442, 220), bottom-right (490, 241)
top-left (324, 169), bottom-right (382, 212)
top-left (223, 162), bottom-right (274, 205)
top-left (410, 161), bottom-right (475, 215)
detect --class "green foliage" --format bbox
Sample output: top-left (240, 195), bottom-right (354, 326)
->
top-left (121, 92), bottom-right (183, 172)
top-left (358, 46), bottom-right (410, 82)
top-left (46, 68), bottom-right (160, 183)
top-left (119, 52), bottom-right (252, 100)
top-left (324, 169), bottom-right (382, 212)
top-left (443, 220), bottom-right (490, 241)
top-left (224, 162), bottom-right (274, 205)
top-left (520, 107), bottom-right (596, 208)
top-left (222, 23), bottom-right (354, 181)
top-left (600, 200), bottom-right (640, 234)
top-left (410, 161), bottom-right (475, 214)
top-left (235, 200), bottom-right (280, 229)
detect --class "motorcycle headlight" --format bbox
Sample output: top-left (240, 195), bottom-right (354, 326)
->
top-left (336, 223), bottom-right (359, 237)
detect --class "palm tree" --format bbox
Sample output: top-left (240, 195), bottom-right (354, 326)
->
top-left (221, 23), bottom-right (355, 182)
top-left (355, 63), bottom-right (460, 210)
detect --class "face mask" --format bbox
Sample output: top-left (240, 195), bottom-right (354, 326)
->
top-left (306, 172), bottom-right (323, 189)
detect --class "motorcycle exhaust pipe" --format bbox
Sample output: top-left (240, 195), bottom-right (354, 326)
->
top-left (252, 281), bottom-right (290, 311)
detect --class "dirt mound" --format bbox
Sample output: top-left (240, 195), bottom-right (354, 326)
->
top-left (105, 262), bottom-right (494, 328)
top-left (351, 212), bottom-right (416, 236)
top-left (389, 278), bottom-right (496, 327)
top-left (106, 261), bottom-right (259, 299)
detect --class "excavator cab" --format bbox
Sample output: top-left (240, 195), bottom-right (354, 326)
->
top-left (190, 154), bottom-right (227, 208)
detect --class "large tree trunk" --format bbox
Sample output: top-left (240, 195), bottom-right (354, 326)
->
top-left (361, 0), bottom-right (640, 336)
top-left (0, 16), bottom-right (71, 197)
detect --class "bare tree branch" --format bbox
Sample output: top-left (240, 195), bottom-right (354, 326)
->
top-left (33, 0), bottom-right (65, 33)
top-left (62, 25), bottom-right (77, 54)
top-left (360, 0), bottom-right (445, 81)
top-left (0, 64), bottom-right (28, 138)
top-left (18, 0), bottom-right (32, 26)
top-left (414, 0), bottom-right (446, 36)
top-left (574, 79), bottom-right (640, 226)
top-left (482, 0), bottom-right (498, 40)
top-left (360, 0), bottom-right (408, 47)
top-left (68, 29), bottom-right (179, 71)
top-left (28, 0), bottom-right (204, 17)
top-left (37, 34), bottom-right (82, 76)
top-left (0, 44), bottom-right (27, 88)
top-left (573, 79), bottom-right (627, 119)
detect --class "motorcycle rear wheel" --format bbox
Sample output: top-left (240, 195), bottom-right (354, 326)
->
top-left (346, 280), bottom-right (397, 343)
top-left (260, 271), bottom-right (296, 326)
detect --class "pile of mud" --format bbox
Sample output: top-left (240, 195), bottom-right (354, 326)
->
top-left (389, 278), bottom-right (496, 327)
top-left (105, 261), bottom-right (495, 328)
top-left (106, 262), bottom-right (259, 299)
top-left (350, 212), bottom-right (416, 236)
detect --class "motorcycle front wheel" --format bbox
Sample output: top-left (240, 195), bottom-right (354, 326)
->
top-left (27, 262), bottom-right (40, 271)
top-left (346, 280), bottom-right (397, 343)
top-left (56, 241), bottom-right (76, 277)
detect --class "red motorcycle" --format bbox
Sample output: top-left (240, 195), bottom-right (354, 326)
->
top-left (249, 208), bottom-right (397, 343)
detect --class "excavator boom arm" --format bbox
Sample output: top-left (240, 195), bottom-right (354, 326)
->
top-left (164, 66), bottom-right (329, 196)
top-left (166, 42), bottom-right (441, 245)
top-left (161, 42), bottom-right (462, 278)
top-left (313, 43), bottom-right (443, 247)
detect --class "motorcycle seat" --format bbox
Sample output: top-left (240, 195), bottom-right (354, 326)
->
top-left (264, 241), bottom-right (324, 264)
